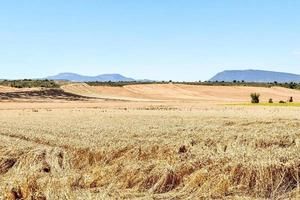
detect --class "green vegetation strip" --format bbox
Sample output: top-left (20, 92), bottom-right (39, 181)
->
top-left (86, 81), bottom-right (300, 90)
top-left (0, 79), bottom-right (60, 88)
top-left (229, 102), bottom-right (300, 107)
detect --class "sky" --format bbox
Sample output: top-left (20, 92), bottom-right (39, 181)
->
top-left (0, 0), bottom-right (300, 81)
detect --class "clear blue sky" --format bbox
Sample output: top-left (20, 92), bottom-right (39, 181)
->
top-left (1, 0), bottom-right (300, 81)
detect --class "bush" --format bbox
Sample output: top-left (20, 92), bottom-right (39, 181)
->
top-left (279, 100), bottom-right (286, 104)
top-left (288, 97), bottom-right (293, 103)
top-left (268, 98), bottom-right (273, 103)
top-left (250, 93), bottom-right (260, 103)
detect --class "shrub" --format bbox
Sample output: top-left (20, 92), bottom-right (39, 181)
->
top-left (268, 98), bottom-right (273, 103)
top-left (250, 93), bottom-right (260, 103)
top-left (279, 100), bottom-right (286, 104)
top-left (288, 97), bottom-right (293, 103)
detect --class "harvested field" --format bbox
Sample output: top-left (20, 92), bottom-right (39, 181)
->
top-left (1, 84), bottom-right (300, 199)
top-left (62, 83), bottom-right (300, 102)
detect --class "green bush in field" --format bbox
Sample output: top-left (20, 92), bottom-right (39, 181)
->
top-left (268, 98), bottom-right (273, 103)
top-left (250, 93), bottom-right (260, 104)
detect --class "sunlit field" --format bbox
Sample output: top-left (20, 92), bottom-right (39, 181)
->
top-left (1, 102), bottom-right (300, 199)
top-left (2, 0), bottom-right (300, 199)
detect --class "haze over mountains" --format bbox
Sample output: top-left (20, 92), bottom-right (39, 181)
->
top-left (45, 70), bottom-right (300, 83)
top-left (46, 73), bottom-right (135, 82)
top-left (209, 70), bottom-right (300, 83)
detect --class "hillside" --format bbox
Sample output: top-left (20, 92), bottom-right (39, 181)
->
top-left (47, 73), bottom-right (135, 82)
top-left (210, 70), bottom-right (300, 83)
top-left (62, 83), bottom-right (300, 102)
top-left (2, 82), bottom-right (300, 103)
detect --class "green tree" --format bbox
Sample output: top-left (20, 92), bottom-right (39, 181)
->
top-left (250, 93), bottom-right (260, 104)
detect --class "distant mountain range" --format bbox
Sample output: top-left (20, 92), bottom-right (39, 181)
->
top-left (209, 70), bottom-right (300, 83)
top-left (46, 73), bottom-right (135, 82)
top-left (4, 70), bottom-right (299, 83)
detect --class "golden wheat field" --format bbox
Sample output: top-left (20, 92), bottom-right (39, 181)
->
top-left (1, 84), bottom-right (300, 199)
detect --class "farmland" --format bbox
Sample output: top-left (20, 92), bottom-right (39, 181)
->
top-left (0, 84), bottom-right (300, 199)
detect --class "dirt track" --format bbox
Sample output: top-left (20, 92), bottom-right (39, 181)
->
top-left (0, 86), bottom-right (40, 93)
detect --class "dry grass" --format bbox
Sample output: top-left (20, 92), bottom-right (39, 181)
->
top-left (0, 104), bottom-right (300, 199)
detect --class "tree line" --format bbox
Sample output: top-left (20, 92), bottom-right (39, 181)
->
top-left (0, 79), bottom-right (60, 88)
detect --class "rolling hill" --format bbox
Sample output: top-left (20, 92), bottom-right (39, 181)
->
top-left (209, 70), bottom-right (300, 83)
top-left (61, 83), bottom-right (300, 102)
